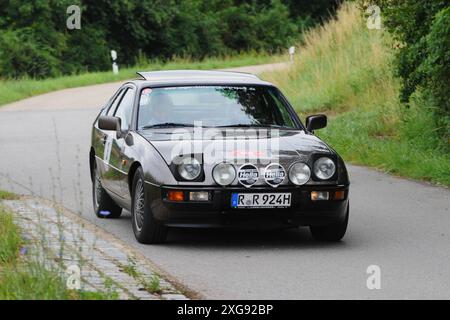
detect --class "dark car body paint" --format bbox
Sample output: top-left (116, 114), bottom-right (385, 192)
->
top-left (90, 71), bottom-right (349, 228)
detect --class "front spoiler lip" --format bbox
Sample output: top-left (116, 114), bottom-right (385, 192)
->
top-left (163, 202), bottom-right (349, 229)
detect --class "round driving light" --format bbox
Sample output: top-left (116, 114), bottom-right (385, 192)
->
top-left (212, 163), bottom-right (236, 186)
top-left (288, 162), bottom-right (311, 185)
top-left (177, 157), bottom-right (201, 181)
top-left (313, 157), bottom-right (336, 180)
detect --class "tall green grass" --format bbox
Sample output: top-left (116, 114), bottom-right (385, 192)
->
top-left (0, 208), bottom-right (21, 264)
top-left (264, 4), bottom-right (395, 115)
top-left (0, 190), bottom-right (19, 200)
top-left (263, 4), bottom-right (450, 186)
top-left (0, 52), bottom-right (280, 107)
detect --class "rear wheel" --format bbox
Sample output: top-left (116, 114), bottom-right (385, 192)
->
top-left (131, 167), bottom-right (168, 244)
top-left (92, 161), bottom-right (122, 219)
top-left (310, 203), bottom-right (349, 242)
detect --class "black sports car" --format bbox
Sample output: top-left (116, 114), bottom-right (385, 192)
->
top-left (90, 70), bottom-right (350, 244)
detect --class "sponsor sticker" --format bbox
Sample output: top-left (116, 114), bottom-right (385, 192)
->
top-left (104, 135), bottom-right (113, 164)
top-left (264, 163), bottom-right (286, 187)
top-left (237, 163), bottom-right (259, 188)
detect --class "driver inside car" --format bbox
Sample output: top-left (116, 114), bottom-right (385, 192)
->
top-left (139, 91), bottom-right (175, 127)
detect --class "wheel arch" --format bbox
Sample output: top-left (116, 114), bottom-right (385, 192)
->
top-left (128, 161), bottom-right (142, 195)
top-left (89, 147), bottom-right (96, 182)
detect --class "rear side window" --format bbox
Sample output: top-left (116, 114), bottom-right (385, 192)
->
top-left (114, 88), bottom-right (135, 130)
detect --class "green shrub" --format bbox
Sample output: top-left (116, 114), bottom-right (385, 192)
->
top-left (61, 26), bottom-right (111, 74)
top-left (420, 7), bottom-right (450, 136)
top-left (0, 28), bottom-right (62, 78)
top-left (369, 1), bottom-right (449, 136)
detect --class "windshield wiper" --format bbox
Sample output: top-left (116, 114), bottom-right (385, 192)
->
top-left (141, 122), bottom-right (195, 129)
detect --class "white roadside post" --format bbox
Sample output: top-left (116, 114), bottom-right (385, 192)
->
top-left (111, 50), bottom-right (119, 75)
top-left (289, 46), bottom-right (296, 63)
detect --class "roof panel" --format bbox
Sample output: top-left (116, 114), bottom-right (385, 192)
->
top-left (136, 70), bottom-right (260, 81)
top-left (134, 70), bottom-right (274, 87)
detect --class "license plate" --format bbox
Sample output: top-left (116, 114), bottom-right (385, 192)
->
top-left (231, 193), bottom-right (291, 208)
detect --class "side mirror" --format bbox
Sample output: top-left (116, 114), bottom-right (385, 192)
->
top-left (98, 115), bottom-right (121, 131)
top-left (306, 114), bottom-right (327, 132)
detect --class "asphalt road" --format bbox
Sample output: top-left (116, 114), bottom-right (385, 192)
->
top-left (1, 63), bottom-right (449, 299)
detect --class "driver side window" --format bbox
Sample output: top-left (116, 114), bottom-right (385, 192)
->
top-left (114, 87), bottom-right (135, 131)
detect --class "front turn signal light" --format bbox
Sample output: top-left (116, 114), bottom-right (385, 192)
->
top-left (333, 190), bottom-right (345, 200)
top-left (167, 190), bottom-right (184, 201)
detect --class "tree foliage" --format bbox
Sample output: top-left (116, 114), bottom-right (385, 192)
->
top-left (0, 0), bottom-right (339, 78)
top-left (371, 0), bottom-right (449, 126)
top-left (420, 7), bottom-right (450, 116)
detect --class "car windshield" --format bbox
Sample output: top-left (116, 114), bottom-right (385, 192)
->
top-left (137, 86), bottom-right (297, 129)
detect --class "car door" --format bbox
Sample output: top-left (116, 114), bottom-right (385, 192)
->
top-left (95, 87), bottom-right (125, 192)
top-left (103, 86), bottom-right (136, 197)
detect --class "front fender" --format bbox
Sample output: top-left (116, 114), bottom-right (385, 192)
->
top-left (124, 132), bottom-right (178, 186)
top-left (337, 155), bottom-right (350, 186)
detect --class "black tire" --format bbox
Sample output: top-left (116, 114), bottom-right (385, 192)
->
top-left (310, 203), bottom-right (349, 242)
top-left (92, 161), bottom-right (122, 219)
top-left (131, 167), bottom-right (168, 244)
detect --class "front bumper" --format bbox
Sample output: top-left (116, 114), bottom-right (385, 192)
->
top-left (146, 184), bottom-right (349, 229)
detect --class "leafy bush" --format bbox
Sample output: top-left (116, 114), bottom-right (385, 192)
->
top-left (420, 7), bottom-right (450, 134)
top-left (61, 26), bottom-right (111, 74)
top-left (368, 1), bottom-right (449, 136)
top-left (0, 28), bottom-right (62, 78)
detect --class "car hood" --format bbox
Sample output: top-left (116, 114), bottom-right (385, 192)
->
top-left (139, 128), bottom-right (333, 165)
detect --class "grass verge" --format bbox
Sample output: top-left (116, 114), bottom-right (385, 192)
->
top-left (0, 201), bottom-right (117, 300)
top-left (263, 4), bottom-right (450, 186)
top-left (0, 190), bottom-right (19, 200)
top-left (0, 52), bottom-right (281, 107)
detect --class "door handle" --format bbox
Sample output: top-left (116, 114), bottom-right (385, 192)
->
top-left (102, 135), bottom-right (108, 145)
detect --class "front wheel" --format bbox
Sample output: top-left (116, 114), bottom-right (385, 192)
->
top-left (310, 203), bottom-right (349, 242)
top-left (92, 161), bottom-right (122, 219)
top-left (131, 167), bottom-right (168, 244)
